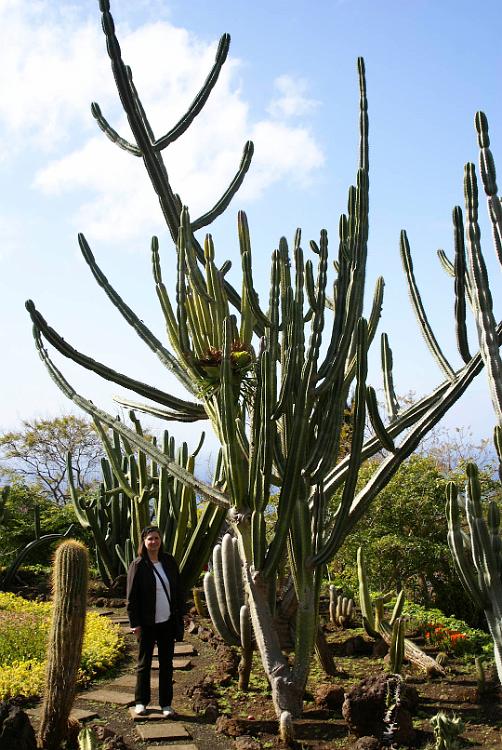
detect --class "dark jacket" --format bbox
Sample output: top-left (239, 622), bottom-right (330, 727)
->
top-left (126, 553), bottom-right (185, 641)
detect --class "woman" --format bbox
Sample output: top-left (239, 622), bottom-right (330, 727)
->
top-left (126, 526), bottom-right (185, 717)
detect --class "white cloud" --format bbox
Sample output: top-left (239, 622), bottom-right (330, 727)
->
top-left (3, 1), bottom-right (324, 243)
top-left (267, 75), bottom-right (320, 119)
top-left (0, 213), bottom-right (22, 261)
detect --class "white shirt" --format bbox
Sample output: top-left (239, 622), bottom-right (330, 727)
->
top-left (153, 562), bottom-right (171, 624)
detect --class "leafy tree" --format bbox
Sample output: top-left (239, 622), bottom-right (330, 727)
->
top-left (0, 416), bottom-right (103, 505)
top-left (0, 480), bottom-right (91, 568)
top-left (330, 454), bottom-right (496, 626)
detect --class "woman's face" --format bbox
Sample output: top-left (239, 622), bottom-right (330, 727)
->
top-left (144, 531), bottom-right (161, 553)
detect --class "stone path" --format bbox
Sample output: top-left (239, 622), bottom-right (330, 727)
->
top-left (72, 610), bottom-right (210, 749)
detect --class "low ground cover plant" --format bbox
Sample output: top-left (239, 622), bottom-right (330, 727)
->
top-left (0, 591), bottom-right (125, 700)
top-left (403, 602), bottom-right (492, 657)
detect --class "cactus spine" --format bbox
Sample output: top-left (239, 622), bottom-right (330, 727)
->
top-left (38, 540), bottom-right (89, 750)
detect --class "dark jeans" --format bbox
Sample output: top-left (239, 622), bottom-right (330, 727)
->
top-left (135, 618), bottom-right (175, 707)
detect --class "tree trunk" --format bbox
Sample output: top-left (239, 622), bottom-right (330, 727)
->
top-left (241, 562), bottom-right (303, 721)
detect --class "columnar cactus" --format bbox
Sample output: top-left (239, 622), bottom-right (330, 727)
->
top-left (25, 0), bottom-right (500, 735)
top-left (446, 466), bottom-right (502, 681)
top-left (38, 540), bottom-right (89, 750)
top-left (357, 547), bottom-right (444, 675)
top-left (204, 533), bottom-right (254, 689)
top-left (443, 111), bottom-right (502, 685)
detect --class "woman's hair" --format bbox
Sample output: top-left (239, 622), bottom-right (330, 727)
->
top-left (137, 526), bottom-right (164, 559)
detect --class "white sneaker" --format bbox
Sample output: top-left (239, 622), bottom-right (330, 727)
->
top-left (134, 704), bottom-right (146, 715)
top-left (161, 705), bottom-right (176, 718)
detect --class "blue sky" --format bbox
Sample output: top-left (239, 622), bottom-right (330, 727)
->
top-left (1, 0), bottom-right (501, 453)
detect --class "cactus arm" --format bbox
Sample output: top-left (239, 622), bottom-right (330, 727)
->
top-left (179, 504), bottom-right (226, 591)
top-left (25, 300), bottom-right (206, 416)
top-left (452, 206), bottom-right (473, 364)
top-left (445, 481), bottom-right (487, 609)
top-left (238, 212), bottom-right (273, 329)
top-left (90, 102), bottom-right (142, 155)
top-left (312, 318), bottom-right (368, 567)
top-left (153, 33), bottom-right (231, 150)
top-left (381, 333), bottom-right (400, 421)
top-left (475, 111), bottom-right (502, 264)
top-left (366, 385), bottom-right (395, 452)
top-left (400, 230), bottom-right (456, 380)
top-left (77, 233), bottom-right (196, 389)
top-left (464, 163), bottom-right (502, 423)
top-left (180, 206), bottom-right (213, 302)
top-left (112, 396), bottom-right (205, 422)
top-left (465, 462), bottom-right (500, 594)
top-left (222, 534), bottom-right (244, 636)
top-left (92, 417), bottom-right (135, 499)
top-left (203, 570), bottom-right (240, 646)
top-left (356, 547), bottom-right (379, 638)
top-left (389, 589), bottom-right (405, 626)
top-left (388, 617), bottom-right (405, 674)
top-left (30, 325), bottom-right (231, 508)
top-left (192, 141), bottom-right (254, 231)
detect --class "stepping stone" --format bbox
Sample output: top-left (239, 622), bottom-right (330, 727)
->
top-left (26, 707), bottom-right (99, 721)
top-left (70, 707), bottom-right (100, 721)
top-left (151, 658), bottom-right (192, 671)
top-left (96, 610), bottom-right (115, 617)
top-left (136, 723), bottom-right (191, 741)
top-left (128, 706), bottom-right (164, 721)
top-left (109, 616), bottom-right (130, 624)
top-left (112, 674), bottom-right (137, 688)
top-left (174, 644), bottom-right (196, 656)
top-left (78, 689), bottom-right (134, 706)
top-left (147, 746), bottom-right (198, 750)
top-left (173, 658), bottom-right (192, 670)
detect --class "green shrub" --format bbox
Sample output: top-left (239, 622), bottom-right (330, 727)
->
top-left (0, 592), bottom-right (125, 699)
top-left (402, 602), bottom-right (492, 657)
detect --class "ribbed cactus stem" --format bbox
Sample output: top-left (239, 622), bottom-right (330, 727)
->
top-left (238, 604), bottom-right (254, 690)
top-left (78, 727), bottom-right (99, 750)
top-left (38, 540), bottom-right (89, 750)
top-left (388, 617), bottom-right (405, 674)
top-left (446, 463), bottom-right (502, 682)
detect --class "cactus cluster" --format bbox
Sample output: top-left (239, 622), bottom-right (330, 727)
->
top-left (204, 533), bottom-right (254, 689)
top-left (329, 586), bottom-right (355, 628)
top-left (25, 0), bottom-right (502, 733)
top-left (69, 413), bottom-right (226, 591)
top-left (446, 464), bottom-right (502, 681)
top-left (357, 547), bottom-right (444, 675)
top-left (38, 540), bottom-right (89, 750)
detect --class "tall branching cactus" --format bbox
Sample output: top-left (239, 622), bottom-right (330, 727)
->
top-left (443, 112), bottom-right (502, 684)
top-left (25, 0), bottom-right (502, 736)
top-left (38, 540), bottom-right (89, 750)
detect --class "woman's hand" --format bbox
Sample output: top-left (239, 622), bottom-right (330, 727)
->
top-left (131, 626), bottom-right (141, 639)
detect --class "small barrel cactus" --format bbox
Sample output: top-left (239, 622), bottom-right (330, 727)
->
top-left (38, 540), bottom-right (89, 750)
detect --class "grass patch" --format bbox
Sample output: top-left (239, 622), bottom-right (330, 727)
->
top-left (0, 592), bottom-right (125, 700)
